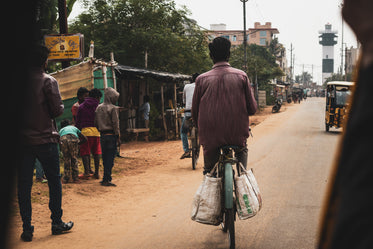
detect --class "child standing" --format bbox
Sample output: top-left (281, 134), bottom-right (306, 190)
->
top-left (59, 119), bottom-right (87, 183)
top-left (76, 88), bottom-right (103, 179)
top-left (95, 87), bottom-right (120, 187)
top-left (71, 87), bottom-right (89, 125)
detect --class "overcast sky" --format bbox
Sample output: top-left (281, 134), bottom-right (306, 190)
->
top-left (69, 0), bottom-right (357, 85)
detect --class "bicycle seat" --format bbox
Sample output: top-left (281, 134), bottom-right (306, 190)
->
top-left (219, 145), bottom-right (240, 150)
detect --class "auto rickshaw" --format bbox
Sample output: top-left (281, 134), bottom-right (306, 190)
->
top-left (325, 81), bottom-right (354, 132)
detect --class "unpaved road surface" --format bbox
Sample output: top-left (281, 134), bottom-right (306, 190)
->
top-left (9, 98), bottom-right (341, 249)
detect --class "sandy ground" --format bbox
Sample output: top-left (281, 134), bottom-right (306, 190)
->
top-left (7, 101), bottom-right (333, 249)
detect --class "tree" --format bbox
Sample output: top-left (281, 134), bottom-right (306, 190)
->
top-left (268, 37), bottom-right (285, 59)
top-left (69, 0), bottom-right (211, 74)
top-left (323, 73), bottom-right (353, 88)
top-left (36, 0), bottom-right (77, 35)
top-left (230, 44), bottom-right (284, 90)
top-left (295, 72), bottom-right (312, 84)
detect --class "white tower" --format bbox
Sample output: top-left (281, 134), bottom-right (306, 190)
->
top-left (319, 24), bottom-right (338, 84)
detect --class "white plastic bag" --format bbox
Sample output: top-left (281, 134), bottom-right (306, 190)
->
top-left (234, 164), bottom-right (262, 220)
top-left (191, 164), bottom-right (222, 225)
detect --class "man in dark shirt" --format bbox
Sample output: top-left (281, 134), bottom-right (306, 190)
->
top-left (18, 45), bottom-right (73, 242)
top-left (192, 37), bottom-right (257, 174)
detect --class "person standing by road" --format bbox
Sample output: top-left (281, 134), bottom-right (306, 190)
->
top-left (192, 37), bottom-right (257, 175)
top-left (180, 73), bottom-right (199, 159)
top-left (139, 95), bottom-right (150, 142)
top-left (59, 119), bottom-right (87, 184)
top-left (76, 88), bottom-right (102, 179)
top-left (95, 87), bottom-right (120, 187)
top-left (71, 87), bottom-right (89, 125)
top-left (18, 44), bottom-right (73, 242)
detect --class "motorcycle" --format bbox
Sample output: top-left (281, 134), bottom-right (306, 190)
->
top-left (272, 99), bottom-right (283, 113)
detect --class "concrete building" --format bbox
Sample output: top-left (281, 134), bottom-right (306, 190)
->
top-left (208, 22), bottom-right (279, 48)
top-left (207, 22), bottom-right (287, 82)
top-left (319, 23), bottom-right (338, 84)
top-left (248, 22), bottom-right (279, 46)
top-left (345, 46), bottom-right (360, 74)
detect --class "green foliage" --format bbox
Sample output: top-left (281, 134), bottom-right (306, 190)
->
top-left (323, 73), bottom-right (353, 88)
top-left (36, 0), bottom-right (78, 35)
top-left (295, 72), bottom-right (313, 84)
top-left (230, 44), bottom-right (284, 90)
top-left (69, 0), bottom-right (211, 74)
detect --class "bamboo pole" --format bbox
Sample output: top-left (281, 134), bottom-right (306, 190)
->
top-left (161, 83), bottom-right (168, 140)
top-left (174, 83), bottom-right (179, 138)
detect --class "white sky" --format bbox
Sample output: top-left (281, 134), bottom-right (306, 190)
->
top-left (69, 0), bottom-right (357, 85)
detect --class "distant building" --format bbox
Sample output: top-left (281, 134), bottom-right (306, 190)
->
top-left (207, 22), bottom-right (279, 48)
top-left (345, 46), bottom-right (360, 74)
top-left (207, 22), bottom-right (287, 82)
top-left (248, 22), bottom-right (279, 46)
top-left (319, 23), bottom-right (338, 84)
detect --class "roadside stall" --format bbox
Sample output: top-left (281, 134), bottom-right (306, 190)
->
top-left (50, 58), bottom-right (117, 127)
top-left (115, 65), bottom-right (191, 141)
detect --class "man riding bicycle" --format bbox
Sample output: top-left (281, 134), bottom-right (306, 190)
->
top-left (180, 73), bottom-right (199, 160)
top-left (192, 37), bottom-right (257, 175)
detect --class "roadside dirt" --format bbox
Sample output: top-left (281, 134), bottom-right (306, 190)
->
top-left (7, 104), bottom-right (289, 249)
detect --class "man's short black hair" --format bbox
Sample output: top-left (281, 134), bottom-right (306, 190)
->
top-left (143, 95), bottom-right (150, 103)
top-left (208, 37), bottom-right (231, 62)
top-left (30, 44), bottom-right (50, 67)
top-left (60, 119), bottom-right (71, 129)
top-left (77, 87), bottom-right (89, 98)
top-left (89, 88), bottom-right (102, 99)
top-left (192, 73), bottom-right (200, 82)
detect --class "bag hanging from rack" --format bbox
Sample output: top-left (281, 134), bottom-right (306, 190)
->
top-left (234, 163), bottom-right (262, 220)
top-left (191, 164), bottom-right (222, 225)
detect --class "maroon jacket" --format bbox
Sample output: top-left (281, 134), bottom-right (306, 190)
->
top-left (21, 68), bottom-right (64, 145)
top-left (75, 97), bottom-right (100, 131)
top-left (192, 62), bottom-right (257, 156)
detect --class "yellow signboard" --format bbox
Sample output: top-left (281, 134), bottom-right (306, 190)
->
top-left (45, 34), bottom-right (84, 60)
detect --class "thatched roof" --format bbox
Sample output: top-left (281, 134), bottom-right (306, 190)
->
top-left (115, 64), bottom-right (191, 83)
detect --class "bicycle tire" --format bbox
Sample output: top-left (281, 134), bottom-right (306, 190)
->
top-left (226, 208), bottom-right (235, 249)
top-left (223, 162), bottom-right (235, 248)
top-left (221, 211), bottom-right (228, 232)
top-left (192, 148), bottom-right (196, 170)
top-left (191, 145), bottom-right (200, 170)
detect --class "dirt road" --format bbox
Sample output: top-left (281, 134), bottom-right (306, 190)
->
top-left (9, 98), bottom-right (341, 249)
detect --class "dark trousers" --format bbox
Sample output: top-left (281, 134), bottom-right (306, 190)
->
top-left (203, 146), bottom-right (248, 175)
top-left (100, 135), bottom-right (117, 182)
top-left (18, 143), bottom-right (63, 231)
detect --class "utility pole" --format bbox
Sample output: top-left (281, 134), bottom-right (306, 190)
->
top-left (58, 0), bottom-right (69, 69)
top-left (241, 0), bottom-right (248, 71)
top-left (339, 3), bottom-right (344, 78)
top-left (302, 64), bottom-right (305, 85)
top-left (289, 43), bottom-right (294, 83)
top-left (293, 54), bottom-right (295, 82)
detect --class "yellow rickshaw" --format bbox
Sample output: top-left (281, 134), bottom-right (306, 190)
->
top-left (325, 81), bottom-right (354, 132)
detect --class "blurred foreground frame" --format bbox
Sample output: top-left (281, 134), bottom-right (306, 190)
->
top-left (318, 1), bottom-right (373, 247)
top-left (0, 0), bottom-right (45, 248)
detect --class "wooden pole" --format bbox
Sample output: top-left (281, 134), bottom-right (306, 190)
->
top-left (161, 83), bottom-right (168, 140)
top-left (58, 0), bottom-right (69, 69)
top-left (174, 83), bottom-right (179, 138)
top-left (110, 52), bottom-right (117, 89)
top-left (102, 65), bottom-right (108, 88)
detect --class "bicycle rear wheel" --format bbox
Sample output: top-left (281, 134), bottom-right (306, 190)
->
top-left (226, 208), bottom-right (235, 249)
top-left (222, 162), bottom-right (235, 248)
top-left (191, 145), bottom-right (200, 170)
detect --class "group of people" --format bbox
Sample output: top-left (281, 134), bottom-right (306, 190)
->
top-left (59, 85), bottom-right (120, 187)
top-left (18, 36), bottom-right (257, 242)
top-left (18, 45), bottom-right (121, 242)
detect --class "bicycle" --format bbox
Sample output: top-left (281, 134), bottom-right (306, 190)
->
top-left (218, 145), bottom-right (241, 249)
top-left (188, 125), bottom-right (200, 170)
